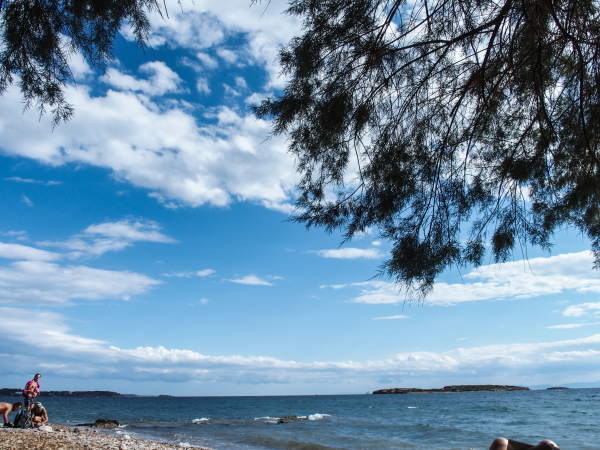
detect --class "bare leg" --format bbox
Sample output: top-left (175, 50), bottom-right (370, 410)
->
top-left (490, 438), bottom-right (509, 450)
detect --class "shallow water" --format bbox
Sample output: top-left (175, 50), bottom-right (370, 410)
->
top-left (2, 388), bottom-right (597, 449)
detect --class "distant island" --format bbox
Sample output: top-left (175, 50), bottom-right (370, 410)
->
top-left (547, 387), bottom-right (569, 390)
top-left (372, 385), bottom-right (530, 394)
top-left (0, 388), bottom-right (122, 397)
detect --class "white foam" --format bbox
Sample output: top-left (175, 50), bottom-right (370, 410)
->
top-left (297, 416), bottom-right (307, 419)
top-left (253, 416), bottom-right (275, 420)
top-left (407, 407), bottom-right (418, 409)
top-left (192, 418), bottom-right (209, 423)
top-left (123, 435), bottom-right (131, 440)
top-left (179, 443), bottom-right (191, 447)
top-left (308, 413), bottom-right (331, 421)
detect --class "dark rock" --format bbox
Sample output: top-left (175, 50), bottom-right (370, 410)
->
top-left (76, 418), bottom-right (120, 428)
top-left (276, 415), bottom-right (308, 424)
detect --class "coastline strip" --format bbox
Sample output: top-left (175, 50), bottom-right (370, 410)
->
top-left (0, 424), bottom-right (211, 450)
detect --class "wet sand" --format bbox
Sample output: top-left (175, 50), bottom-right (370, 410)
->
top-left (0, 424), bottom-right (211, 450)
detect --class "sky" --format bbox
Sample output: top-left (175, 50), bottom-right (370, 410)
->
top-left (0, 0), bottom-right (599, 396)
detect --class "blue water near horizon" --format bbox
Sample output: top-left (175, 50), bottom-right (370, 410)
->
top-left (2, 389), bottom-right (598, 449)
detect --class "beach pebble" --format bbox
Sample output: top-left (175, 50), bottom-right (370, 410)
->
top-left (0, 425), bottom-right (211, 450)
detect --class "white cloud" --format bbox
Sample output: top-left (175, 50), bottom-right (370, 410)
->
top-left (196, 53), bottom-right (219, 69)
top-left (163, 269), bottom-right (214, 278)
top-left (22, 195), bottom-right (33, 207)
top-left (235, 77), bottom-right (247, 89)
top-left (196, 77), bottom-right (210, 94)
top-left (223, 84), bottom-right (241, 96)
top-left (84, 219), bottom-right (177, 243)
top-left (229, 275), bottom-right (272, 286)
top-left (217, 48), bottom-right (239, 64)
top-left (37, 219), bottom-right (176, 259)
top-left (0, 262), bottom-right (160, 305)
top-left (101, 62), bottom-right (183, 96)
top-left (546, 323), bottom-right (598, 329)
top-left (372, 315), bottom-right (409, 320)
top-left (0, 242), bottom-right (61, 262)
top-left (39, 237), bottom-right (132, 258)
top-left (6, 177), bottom-right (61, 186)
top-left (563, 302), bottom-right (600, 317)
top-left (196, 269), bottom-right (215, 277)
top-left (2, 307), bottom-right (600, 386)
top-left (316, 248), bottom-right (383, 259)
top-left (372, 241), bottom-right (382, 247)
top-left (352, 252), bottom-right (600, 304)
top-left (0, 82), bottom-right (297, 213)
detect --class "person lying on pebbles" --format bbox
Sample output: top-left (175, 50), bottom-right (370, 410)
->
top-left (0, 423), bottom-right (212, 450)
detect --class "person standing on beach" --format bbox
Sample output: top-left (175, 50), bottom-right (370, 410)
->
top-left (0, 402), bottom-right (22, 427)
top-left (22, 373), bottom-right (41, 411)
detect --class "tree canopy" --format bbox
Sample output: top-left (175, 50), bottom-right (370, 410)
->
top-left (254, 0), bottom-right (600, 297)
top-left (0, 0), bottom-right (166, 126)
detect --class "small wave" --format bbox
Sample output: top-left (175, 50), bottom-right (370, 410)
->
top-left (308, 414), bottom-right (331, 421)
top-left (192, 418), bottom-right (209, 423)
top-left (297, 416), bottom-right (307, 419)
top-left (179, 442), bottom-right (191, 447)
top-left (254, 416), bottom-right (277, 420)
top-left (407, 407), bottom-right (418, 409)
top-left (118, 424), bottom-right (128, 428)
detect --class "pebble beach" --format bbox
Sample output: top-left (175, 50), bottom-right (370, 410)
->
top-left (0, 425), bottom-right (211, 450)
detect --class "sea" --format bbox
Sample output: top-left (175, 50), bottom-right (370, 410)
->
top-left (1, 389), bottom-right (598, 450)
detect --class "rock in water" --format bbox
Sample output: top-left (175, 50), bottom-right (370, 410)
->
top-left (76, 418), bottom-right (120, 427)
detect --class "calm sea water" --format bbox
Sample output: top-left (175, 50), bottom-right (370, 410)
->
top-left (2, 389), bottom-right (598, 449)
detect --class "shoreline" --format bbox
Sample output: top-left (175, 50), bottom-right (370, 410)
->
top-left (0, 424), bottom-right (211, 450)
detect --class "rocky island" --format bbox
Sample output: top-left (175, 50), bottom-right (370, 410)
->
top-left (372, 385), bottom-right (529, 394)
top-left (0, 388), bottom-right (122, 397)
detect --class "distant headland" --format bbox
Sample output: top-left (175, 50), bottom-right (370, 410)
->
top-left (372, 385), bottom-right (530, 394)
top-left (0, 388), bottom-right (124, 397)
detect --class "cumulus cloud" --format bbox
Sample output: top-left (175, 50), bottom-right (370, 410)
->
top-left (563, 302), bottom-right (600, 317)
top-left (0, 242), bottom-right (61, 262)
top-left (38, 219), bottom-right (177, 258)
top-left (163, 269), bottom-right (215, 278)
top-left (229, 275), bottom-right (273, 286)
top-left (102, 62), bottom-right (183, 96)
top-left (0, 80), bottom-right (297, 213)
top-left (84, 219), bottom-right (176, 243)
top-left (0, 262), bottom-right (160, 305)
top-left (315, 248), bottom-right (384, 259)
top-left (2, 307), bottom-right (600, 386)
top-left (350, 252), bottom-right (600, 304)
top-left (196, 269), bottom-right (215, 277)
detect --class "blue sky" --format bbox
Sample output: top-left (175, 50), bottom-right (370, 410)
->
top-left (0, 0), bottom-right (599, 396)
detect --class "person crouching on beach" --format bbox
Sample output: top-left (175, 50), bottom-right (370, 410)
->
top-left (490, 437), bottom-right (559, 450)
top-left (0, 402), bottom-right (22, 427)
top-left (22, 373), bottom-right (41, 411)
top-left (31, 402), bottom-right (48, 428)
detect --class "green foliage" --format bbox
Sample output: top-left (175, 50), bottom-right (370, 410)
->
top-left (254, 0), bottom-right (600, 298)
top-left (0, 0), bottom-right (166, 126)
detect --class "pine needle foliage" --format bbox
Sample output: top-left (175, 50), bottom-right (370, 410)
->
top-left (254, 0), bottom-right (600, 298)
top-left (0, 0), bottom-right (167, 126)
